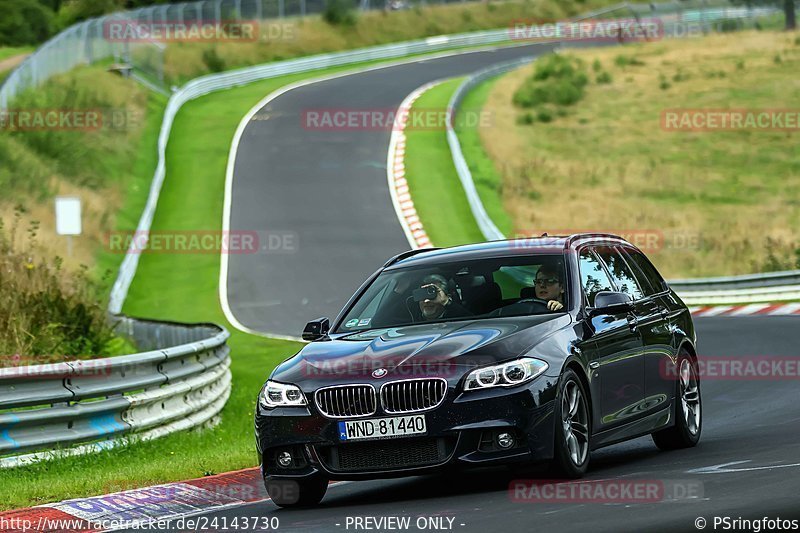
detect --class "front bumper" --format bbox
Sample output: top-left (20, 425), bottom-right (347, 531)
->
top-left (255, 377), bottom-right (557, 481)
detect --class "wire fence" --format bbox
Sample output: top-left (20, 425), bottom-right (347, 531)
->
top-left (0, 0), bottom-right (496, 109)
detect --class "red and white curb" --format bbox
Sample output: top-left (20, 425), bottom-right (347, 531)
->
top-left (690, 303), bottom-right (800, 317)
top-left (388, 80), bottom-right (447, 250)
top-left (0, 467), bottom-right (268, 532)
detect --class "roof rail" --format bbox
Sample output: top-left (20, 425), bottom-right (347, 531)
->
top-left (383, 247), bottom-right (440, 267)
top-left (564, 233), bottom-right (628, 248)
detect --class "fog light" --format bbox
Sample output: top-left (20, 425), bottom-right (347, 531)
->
top-left (277, 451), bottom-right (293, 467)
top-left (496, 432), bottom-right (515, 449)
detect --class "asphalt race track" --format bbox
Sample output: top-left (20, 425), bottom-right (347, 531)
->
top-left (226, 42), bottom-right (560, 337)
top-left (130, 317), bottom-right (800, 532)
top-left (219, 46), bottom-right (800, 531)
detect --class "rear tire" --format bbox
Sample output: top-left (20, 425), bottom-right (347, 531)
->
top-left (266, 475), bottom-right (328, 508)
top-left (652, 352), bottom-right (701, 450)
top-left (550, 368), bottom-right (590, 478)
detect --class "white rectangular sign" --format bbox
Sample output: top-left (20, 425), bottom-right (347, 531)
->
top-left (55, 196), bottom-right (82, 236)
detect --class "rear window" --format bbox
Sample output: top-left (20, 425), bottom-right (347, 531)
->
top-left (621, 248), bottom-right (667, 296)
top-left (594, 246), bottom-right (645, 301)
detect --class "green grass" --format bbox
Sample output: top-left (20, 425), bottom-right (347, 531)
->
top-left (0, 46), bottom-right (32, 62)
top-left (95, 91), bottom-right (168, 283)
top-left (402, 76), bottom-right (513, 248)
top-left (455, 75), bottom-right (513, 237)
top-left (403, 78), bottom-right (484, 247)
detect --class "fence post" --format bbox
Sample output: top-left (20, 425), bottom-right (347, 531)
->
top-left (301, 0), bottom-right (306, 17)
top-left (278, 0), bottom-right (284, 18)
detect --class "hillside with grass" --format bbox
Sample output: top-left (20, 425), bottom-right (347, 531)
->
top-left (156, 0), bottom-right (621, 83)
top-left (0, 66), bottom-right (164, 360)
top-left (475, 30), bottom-right (800, 278)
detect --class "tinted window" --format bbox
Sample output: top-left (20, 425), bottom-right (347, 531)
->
top-left (334, 255), bottom-right (568, 332)
top-left (578, 249), bottom-right (614, 306)
top-left (594, 247), bottom-right (645, 300)
top-left (622, 248), bottom-right (666, 296)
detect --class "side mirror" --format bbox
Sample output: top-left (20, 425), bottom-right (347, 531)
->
top-left (588, 291), bottom-right (633, 316)
top-left (302, 317), bottom-right (330, 341)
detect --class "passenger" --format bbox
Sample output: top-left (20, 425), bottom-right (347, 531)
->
top-left (416, 274), bottom-right (468, 321)
top-left (534, 265), bottom-right (565, 312)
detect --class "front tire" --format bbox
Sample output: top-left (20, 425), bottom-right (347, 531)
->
top-left (551, 369), bottom-right (590, 478)
top-left (266, 475), bottom-right (328, 508)
top-left (652, 353), bottom-right (701, 450)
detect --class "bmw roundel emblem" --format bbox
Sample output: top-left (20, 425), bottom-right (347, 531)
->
top-left (372, 368), bottom-right (388, 378)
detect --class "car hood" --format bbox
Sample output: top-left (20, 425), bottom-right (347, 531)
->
top-left (271, 314), bottom-right (571, 384)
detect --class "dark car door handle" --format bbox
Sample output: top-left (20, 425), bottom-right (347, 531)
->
top-left (627, 315), bottom-right (639, 330)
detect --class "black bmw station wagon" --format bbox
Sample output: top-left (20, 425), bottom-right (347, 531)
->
top-left (255, 234), bottom-right (701, 507)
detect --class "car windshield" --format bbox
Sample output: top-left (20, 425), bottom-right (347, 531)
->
top-left (335, 255), bottom-right (568, 332)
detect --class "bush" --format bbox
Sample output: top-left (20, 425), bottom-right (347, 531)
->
top-left (202, 47), bottom-right (226, 73)
top-left (0, 209), bottom-right (117, 362)
top-left (672, 68), bottom-right (691, 82)
top-left (596, 70), bottom-right (612, 84)
top-left (0, 0), bottom-right (54, 46)
top-left (55, 0), bottom-right (124, 28)
top-left (323, 0), bottom-right (357, 26)
top-left (614, 54), bottom-right (645, 67)
top-left (536, 107), bottom-right (554, 122)
top-left (513, 54), bottom-right (588, 109)
top-left (516, 112), bottom-right (535, 125)
top-left (717, 18), bottom-right (740, 33)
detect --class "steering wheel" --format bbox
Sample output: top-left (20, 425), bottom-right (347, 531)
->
top-left (490, 298), bottom-right (551, 317)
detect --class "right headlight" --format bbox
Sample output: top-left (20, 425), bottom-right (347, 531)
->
top-left (258, 380), bottom-right (307, 408)
top-left (463, 357), bottom-right (548, 391)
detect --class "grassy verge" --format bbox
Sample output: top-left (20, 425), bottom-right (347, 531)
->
top-left (469, 30), bottom-right (800, 278)
top-left (0, 46), bottom-right (32, 63)
top-left (402, 75), bottom-right (513, 248)
top-left (456, 75), bottom-right (514, 237)
top-left (403, 78), bottom-right (484, 247)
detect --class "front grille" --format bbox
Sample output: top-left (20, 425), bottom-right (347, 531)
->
top-left (318, 438), bottom-right (450, 472)
top-left (315, 384), bottom-right (376, 418)
top-left (380, 378), bottom-right (447, 414)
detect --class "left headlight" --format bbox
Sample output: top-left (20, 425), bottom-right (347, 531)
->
top-left (463, 357), bottom-right (549, 391)
top-left (258, 380), bottom-right (307, 408)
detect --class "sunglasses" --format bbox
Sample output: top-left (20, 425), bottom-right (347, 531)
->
top-left (534, 278), bottom-right (560, 288)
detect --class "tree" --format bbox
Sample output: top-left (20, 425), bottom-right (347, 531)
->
top-left (786, 0), bottom-right (796, 30)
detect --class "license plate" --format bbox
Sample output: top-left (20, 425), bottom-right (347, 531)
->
top-left (338, 415), bottom-right (426, 441)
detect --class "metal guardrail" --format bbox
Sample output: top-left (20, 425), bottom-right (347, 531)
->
top-left (669, 270), bottom-right (800, 305)
top-left (444, 3), bottom-right (792, 306)
top-left (0, 316), bottom-right (230, 468)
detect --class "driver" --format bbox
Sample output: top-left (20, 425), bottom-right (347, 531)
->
top-left (534, 265), bottom-right (565, 312)
top-left (417, 274), bottom-right (468, 321)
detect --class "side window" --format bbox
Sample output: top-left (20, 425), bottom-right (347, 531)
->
top-left (578, 249), bottom-right (614, 306)
top-left (594, 246), bottom-right (645, 301)
top-left (622, 248), bottom-right (666, 296)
